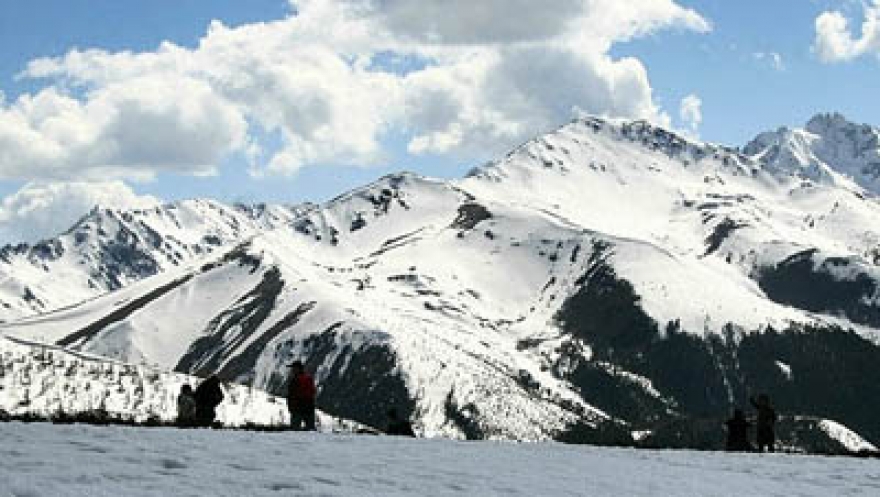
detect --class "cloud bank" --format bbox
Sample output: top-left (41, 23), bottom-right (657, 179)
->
top-left (0, 0), bottom-right (710, 181)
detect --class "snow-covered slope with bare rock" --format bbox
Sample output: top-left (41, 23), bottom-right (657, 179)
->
top-left (0, 200), bottom-right (308, 321)
top-left (4, 114), bottom-right (880, 452)
top-left (745, 112), bottom-right (880, 194)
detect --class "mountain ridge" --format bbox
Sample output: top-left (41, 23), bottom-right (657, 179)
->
top-left (3, 113), bottom-right (880, 449)
top-left (744, 112), bottom-right (880, 195)
top-left (0, 198), bottom-right (310, 321)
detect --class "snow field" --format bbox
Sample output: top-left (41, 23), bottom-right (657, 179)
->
top-left (1, 422), bottom-right (878, 497)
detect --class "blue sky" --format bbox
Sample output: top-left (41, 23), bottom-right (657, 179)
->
top-left (0, 0), bottom-right (878, 243)
top-left (616, 0), bottom-right (880, 146)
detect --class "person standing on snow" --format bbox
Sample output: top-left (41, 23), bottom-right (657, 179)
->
top-left (194, 375), bottom-right (225, 428)
top-left (724, 408), bottom-right (752, 452)
top-left (385, 408), bottom-right (416, 437)
top-left (751, 394), bottom-right (777, 453)
top-left (177, 384), bottom-right (197, 427)
top-left (287, 360), bottom-right (317, 431)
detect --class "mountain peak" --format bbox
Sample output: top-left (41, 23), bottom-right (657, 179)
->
top-left (744, 112), bottom-right (880, 194)
top-left (804, 112), bottom-right (863, 136)
top-left (469, 114), bottom-right (752, 186)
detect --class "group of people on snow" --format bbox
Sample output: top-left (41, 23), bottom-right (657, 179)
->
top-left (724, 394), bottom-right (778, 453)
top-left (176, 375), bottom-right (225, 428)
top-left (176, 360), bottom-right (416, 437)
top-left (179, 362), bottom-right (775, 450)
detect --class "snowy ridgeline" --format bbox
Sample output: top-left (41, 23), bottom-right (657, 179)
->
top-left (0, 337), bottom-right (356, 431)
top-left (2, 422), bottom-right (879, 497)
top-left (5, 113), bottom-right (880, 448)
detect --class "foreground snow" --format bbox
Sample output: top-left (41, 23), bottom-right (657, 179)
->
top-left (1, 423), bottom-right (877, 497)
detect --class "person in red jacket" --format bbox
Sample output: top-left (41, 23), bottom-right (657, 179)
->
top-left (287, 360), bottom-right (317, 431)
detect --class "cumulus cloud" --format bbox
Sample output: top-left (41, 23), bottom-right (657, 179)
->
top-left (814, 0), bottom-right (880, 62)
top-left (679, 94), bottom-right (702, 137)
top-left (0, 0), bottom-right (711, 180)
top-left (0, 77), bottom-right (247, 181)
top-left (0, 181), bottom-right (159, 245)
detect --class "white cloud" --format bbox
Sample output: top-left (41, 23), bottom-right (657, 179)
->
top-left (0, 181), bottom-right (159, 245)
top-left (348, 0), bottom-right (710, 45)
top-left (575, 0), bottom-right (710, 45)
top-left (814, 0), bottom-right (880, 62)
top-left (0, 0), bottom-right (711, 180)
top-left (679, 94), bottom-right (702, 137)
top-left (753, 51), bottom-right (785, 71)
top-left (0, 77), bottom-right (247, 181)
top-left (351, 0), bottom-right (587, 44)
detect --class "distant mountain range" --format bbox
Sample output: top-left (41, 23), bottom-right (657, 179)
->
top-left (0, 201), bottom-right (309, 320)
top-left (2, 113), bottom-right (880, 452)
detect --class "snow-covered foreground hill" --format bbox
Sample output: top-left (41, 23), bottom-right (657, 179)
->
top-left (2, 422), bottom-right (878, 497)
top-left (4, 113), bottom-right (880, 450)
top-left (0, 336), bottom-right (359, 431)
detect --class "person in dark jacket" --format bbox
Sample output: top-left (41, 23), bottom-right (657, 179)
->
top-left (751, 394), bottom-right (777, 453)
top-left (385, 408), bottom-right (416, 437)
top-left (177, 384), bottom-right (197, 427)
top-left (724, 408), bottom-right (752, 452)
top-left (287, 361), bottom-right (317, 431)
top-left (194, 375), bottom-right (225, 428)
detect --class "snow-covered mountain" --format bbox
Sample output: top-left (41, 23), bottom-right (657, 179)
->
top-left (744, 112), bottom-right (880, 194)
top-left (3, 113), bottom-right (880, 450)
top-left (0, 200), bottom-right (309, 321)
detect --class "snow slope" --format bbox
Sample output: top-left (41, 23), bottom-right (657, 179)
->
top-left (1, 422), bottom-right (878, 497)
top-left (817, 419), bottom-right (878, 453)
top-left (465, 116), bottom-right (880, 334)
top-left (3, 114), bottom-right (880, 449)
